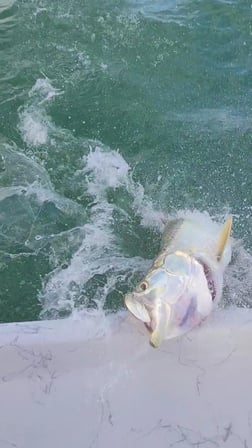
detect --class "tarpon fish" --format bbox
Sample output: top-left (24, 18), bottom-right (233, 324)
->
top-left (125, 216), bottom-right (232, 348)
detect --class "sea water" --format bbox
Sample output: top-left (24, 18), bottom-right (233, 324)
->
top-left (0, 0), bottom-right (251, 323)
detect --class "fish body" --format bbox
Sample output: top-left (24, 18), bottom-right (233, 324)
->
top-left (125, 216), bottom-right (232, 347)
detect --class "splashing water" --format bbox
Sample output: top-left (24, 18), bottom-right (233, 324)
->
top-left (1, 75), bottom-right (251, 324)
top-left (2, 78), bottom-right (252, 321)
top-left (1, 0), bottom-right (251, 324)
top-left (18, 78), bottom-right (64, 147)
top-left (37, 144), bottom-right (252, 320)
top-left (39, 145), bottom-right (156, 319)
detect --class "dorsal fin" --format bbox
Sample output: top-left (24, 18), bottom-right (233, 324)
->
top-left (216, 216), bottom-right (232, 261)
top-left (161, 218), bottom-right (184, 249)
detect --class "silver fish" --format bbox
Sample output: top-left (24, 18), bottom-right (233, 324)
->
top-left (125, 216), bottom-right (232, 347)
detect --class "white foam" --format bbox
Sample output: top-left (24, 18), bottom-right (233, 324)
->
top-left (19, 109), bottom-right (50, 147)
top-left (83, 146), bottom-right (131, 196)
top-left (170, 209), bottom-right (252, 308)
top-left (82, 146), bottom-right (166, 229)
top-left (18, 77), bottom-right (63, 147)
top-left (39, 146), bottom-right (154, 318)
top-left (29, 78), bottom-right (63, 104)
top-left (37, 145), bottom-right (252, 323)
top-left (39, 196), bottom-right (150, 318)
top-left (175, 208), bottom-right (223, 231)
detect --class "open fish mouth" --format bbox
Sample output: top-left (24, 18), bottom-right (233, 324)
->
top-left (124, 294), bottom-right (151, 324)
top-left (125, 293), bottom-right (172, 348)
top-left (198, 260), bottom-right (216, 301)
top-left (144, 321), bottom-right (155, 333)
top-left (124, 294), bottom-right (157, 335)
top-left (124, 294), bottom-right (158, 337)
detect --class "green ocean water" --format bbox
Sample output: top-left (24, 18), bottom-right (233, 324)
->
top-left (0, 0), bottom-right (251, 323)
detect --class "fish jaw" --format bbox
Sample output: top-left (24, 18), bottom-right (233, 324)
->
top-left (125, 292), bottom-right (172, 348)
top-left (149, 301), bottom-right (171, 348)
top-left (124, 293), bottom-right (151, 324)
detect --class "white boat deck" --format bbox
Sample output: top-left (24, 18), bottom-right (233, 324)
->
top-left (0, 308), bottom-right (251, 448)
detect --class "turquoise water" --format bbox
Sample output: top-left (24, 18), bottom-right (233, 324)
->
top-left (0, 0), bottom-right (251, 323)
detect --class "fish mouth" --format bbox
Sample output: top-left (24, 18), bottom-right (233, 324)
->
top-left (124, 294), bottom-right (151, 324)
top-left (144, 321), bottom-right (152, 331)
top-left (124, 294), bottom-right (160, 347)
top-left (198, 261), bottom-right (216, 301)
top-left (125, 294), bottom-right (171, 348)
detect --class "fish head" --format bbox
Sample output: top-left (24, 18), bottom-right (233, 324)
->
top-left (125, 251), bottom-right (204, 347)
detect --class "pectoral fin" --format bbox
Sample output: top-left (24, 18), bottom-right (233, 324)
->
top-left (216, 216), bottom-right (232, 261)
top-left (150, 302), bottom-right (171, 348)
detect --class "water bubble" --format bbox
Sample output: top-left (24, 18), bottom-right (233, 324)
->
top-left (0, 154), bottom-right (5, 172)
top-left (35, 235), bottom-right (42, 241)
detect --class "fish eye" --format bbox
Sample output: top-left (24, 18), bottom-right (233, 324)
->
top-left (139, 281), bottom-right (148, 291)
